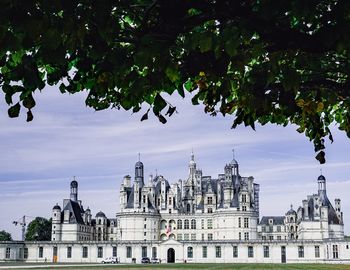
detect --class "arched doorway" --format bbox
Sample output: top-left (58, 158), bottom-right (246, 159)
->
top-left (167, 248), bottom-right (175, 263)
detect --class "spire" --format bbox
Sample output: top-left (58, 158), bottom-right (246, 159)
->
top-left (138, 152), bottom-right (141, 161)
top-left (191, 148), bottom-right (194, 162)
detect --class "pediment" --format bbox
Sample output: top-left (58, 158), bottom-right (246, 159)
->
top-left (160, 238), bottom-right (182, 246)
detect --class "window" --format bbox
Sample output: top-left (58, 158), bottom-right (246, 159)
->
top-left (38, 247), bottom-right (43, 258)
top-left (113, 246), bottom-right (117, 257)
top-left (208, 208), bottom-right (213, 213)
top-left (216, 246), bottom-right (221, 258)
top-left (187, 204), bottom-right (191, 212)
top-left (298, 246), bottom-right (304, 258)
top-left (5, 248), bottom-right (10, 259)
top-left (208, 233), bottom-right (213, 241)
top-left (233, 246), bottom-right (238, 258)
top-left (244, 218), bottom-right (249, 228)
top-left (202, 246), bottom-right (207, 258)
top-left (315, 246), bottom-right (320, 258)
top-left (177, 234), bottom-right (182, 241)
top-left (277, 226), bottom-right (281, 232)
top-left (263, 246), bottom-right (269, 258)
top-left (239, 232), bottom-right (242, 240)
top-left (207, 197), bottom-right (213, 204)
top-left (202, 233), bottom-right (204, 240)
top-left (184, 219), bottom-right (189, 229)
top-left (244, 232), bottom-right (249, 240)
top-left (24, 248), bottom-right (28, 259)
top-left (184, 233), bottom-right (189, 241)
top-left (207, 219), bottom-right (213, 229)
top-left (169, 197), bottom-right (172, 206)
top-left (269, 235), bottom-right (273, 240)
top-left (242, 206), bottom-right (247, 211)
top-left (126, 246), bottom-right (132, 258)
top-left (97, 247), bottom-right (103, 258)
top-left (191, 219), bottom-right (196, 229)
top-left (191, 233), bottom-right (196, 240)
top-left (67, 247), bottom-right (72, 258)
top-left (201, 219), bottom-right (204, 229)
top-left (262, 226), bottom-right (266, 232)
top-left (142, 246), bottom-right (147, 258)
top-left (277, 236), bottom-right (281, 240)
top-left (177, 220), bottom-right (182, 229)
top-left (238, 217), bottom-right (241, 228)
top-left (144, 224), bottom-right (147, 229)
top-left (82, 247), bottom-right (88, 258)
top-left (333, 245), bottom-right (338, 259)
top-left (242, 194), bottom-right (246, 203)
top-left (248, 246), bottom-right (254, 258)
top-left (152, 247), bottom-right (157, 258)
top-left (187, 247), bottom-right (193, 258)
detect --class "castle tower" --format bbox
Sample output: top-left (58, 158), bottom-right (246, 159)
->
top-left (70, 179), bottom-right (78, 201)
top-left (51, 204), bottom-right (62, 241)
top-left (317, 174), bottom-right (326, 201)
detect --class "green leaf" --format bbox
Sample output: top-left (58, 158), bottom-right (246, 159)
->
top-left (315, 151), bottom-right (325, 164)
top-left (26, 109), bottom-right (33, 122)
top-left (8, 103), bottom-right (21, 118)
top-left (158, 114), bottom-right (167, 124)
top-left (199, 34), bottom-right (212, 53)
top-left (153, 94), bottom-right (167, 115)
top-left (23, 94), bottom-right (36, 109)
top-left (140, 111), bottom-right (149, 121)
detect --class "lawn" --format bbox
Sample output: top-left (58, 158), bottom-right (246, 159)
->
top-left (1, 263), bottom-right (350, 270)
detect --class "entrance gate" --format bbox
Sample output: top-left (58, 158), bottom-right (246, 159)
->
top-left (167, 248), bottom-right (175, 263)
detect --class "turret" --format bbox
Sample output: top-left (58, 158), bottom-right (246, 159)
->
top-left (302, 199), bottom-right (309, 220)
top-left (189, 151), bottom-right (196, 179)
top-left (51, 204), bottom-right (62, 241)
top-left (135, 160), bottom-right (144, 188)
top-left (335, 199), bottom-right (342, 222)
top-left (317, 174), bottom-right (326, 200)
top-left (70, 180), bottom-right (78, 201)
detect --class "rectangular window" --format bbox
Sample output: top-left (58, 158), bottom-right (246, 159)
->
top-left (262, 226), bottom-right (266, 232)
top-left (208, 208), bottom-right (213, 213)
top-left (177, 234), bottom-right (182, 241)
top-left (191, 219), bottom-right (196, 229)
top-left (242, 194), bottom-right (246, 203)
top-left (152, 247), bottom-right (157, 258)
top-left (177, 220), bottom-right (182, 229)
top-left (82, 247), bottom-right (88, 258)
top-left (207, 197), bottom-right (213, 204)
top-left (38, 247), bottom-right (43, 258)
top-left (239, 232), bottom-right (242, 240)
top-left (113, 246), bottom-right (117, 257)
top-left (298, 246), bottom-right (304, 258)
top-left (269, 235), bottom-right (274, 240)
top-left (201, 233), bottom-right (204, 240)
top-left (277, 226), bottom-right (281, 232)
top-left (126, 246), bottom-right (132, 258)
top-left (97, 247), bottom-right (103, 258)
top-left (5, 248), bottom-right (10, 259)
top-left (187, 247), bottom-right (193, 258)
top-left (333, 245), bottom-right (338, 259)
top-left (144, 224), bottom-right (146, 229)
top-left (24, 248), bottom-right (28, 259)
top-left (277, 236), bottom-right (281, 240)
top-left (244, 218), bottom-right (249, 228)
top-left (208, 233), bottom-right (213, 241)
top-left (184, 220), bottom-right (190, 229)
top-left (207, 219), bottom-right (213, 229)
top-left (244, 232), bottom-right (249, 240)
top-left (238, 217), bottom-right (241, 228)
top-left (142, 246), bottom-right (147, 258)
top-left (233, 246), bottom-right (238, 258)
top-left (216, 246), bottom-right (221, 258)
top-left (315, 246), bottom-right (320, 258)
top-left (184, 233), bottom-right (189, 241)
top-left (201, 219), bottom-right (204, 229)
top-left (242, 206), bottom-right (247, 211)
top-left (248, 246), bottom-right (254, 258)
top-left (263, 246), bottom-right (269, 258)
top-left (191, 233), bottom-right (196, 240)
top-left (67, 247), bottom-right (72, 258)
top-left (202, 246), bottom-right (207, 258)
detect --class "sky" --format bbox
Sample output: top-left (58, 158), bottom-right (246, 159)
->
top-left (0, 86), bottom-right (349, 240)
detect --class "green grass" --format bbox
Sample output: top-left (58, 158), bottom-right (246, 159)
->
top-left (1, 263), bottom-right (350, 270)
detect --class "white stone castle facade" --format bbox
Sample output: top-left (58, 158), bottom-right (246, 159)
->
top-left (1, 152), bottom-right (349, 263)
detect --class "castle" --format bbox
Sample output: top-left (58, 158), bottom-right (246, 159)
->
top-left (1, 152), bottom-right (349, 263)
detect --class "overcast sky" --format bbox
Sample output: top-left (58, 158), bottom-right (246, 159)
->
top-left (0, 86), bottom-right (349, 239)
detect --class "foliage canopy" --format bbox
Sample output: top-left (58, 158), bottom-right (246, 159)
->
top-left (0, 230), bottom-right (12, 241)
top-left (25, 217), bottom-right (51, 241)
top-left (1, 0), bottom-right (350, 163)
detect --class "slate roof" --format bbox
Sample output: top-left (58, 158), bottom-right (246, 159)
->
top-left (259, 216), bottom-right (285, 225)
top-left (62, 200), bottom-right (85, 224)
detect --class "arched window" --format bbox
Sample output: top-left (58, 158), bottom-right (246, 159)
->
top-left (177, 220), bottom-right (183, 229)
top-left (160, 220), bottom-right (167, 230)
top-left (184, 219), bottom-right (189, 229)
top-left (187, 247), bottom-right (193, 258)
top-left (187, 204), bottom-right (191, 212)
top-left (191, 219), bottom-right (196, 229)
